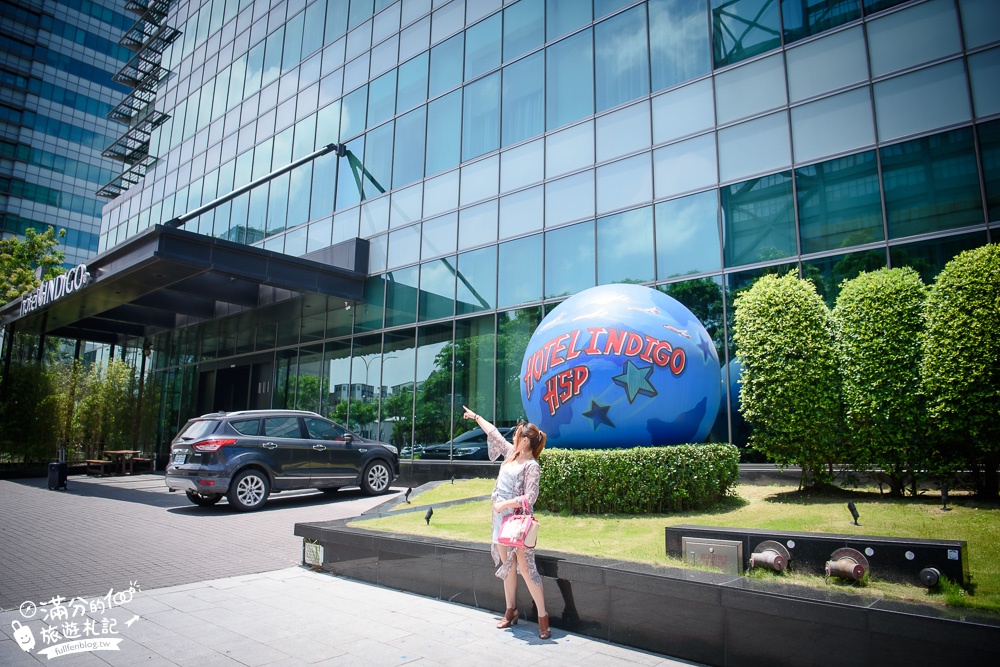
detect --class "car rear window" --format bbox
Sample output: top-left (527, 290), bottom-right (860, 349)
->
top-left (177, 419), bottom-right (222, 440)
top-left (228, 419), bottom-right (261, 436)
top-left (263, 417), bottom-right (301, 437)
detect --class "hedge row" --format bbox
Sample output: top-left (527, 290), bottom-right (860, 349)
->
top-left (536, 444), bottom-right (740, 515)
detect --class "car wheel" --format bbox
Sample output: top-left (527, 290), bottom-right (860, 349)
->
top-left (361, 460), bottom-right (392, 495)
top-left (185, 491), bottom-right (222, 507)
top-left (320, 487), bottom-right (341, 495)
top-left (227, 469), bottom-right (270, 511)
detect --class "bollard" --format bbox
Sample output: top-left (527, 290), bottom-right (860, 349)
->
top-left (825, 548), bottom-right (868, 582)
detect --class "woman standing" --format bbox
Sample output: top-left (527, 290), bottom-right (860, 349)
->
top-left (462, 405), bottom-right (550, 639)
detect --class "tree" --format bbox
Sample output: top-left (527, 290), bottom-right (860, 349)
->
top-left (733, 272), bottom-right (843, 487)
top-left (921, 244), bottom-right (1000, 499)
top-left (833, 268), bottom-right (927, 496)
top-left (332, 398), bottom-right (378, 434)
top-left (0, 227), bottom-right (65, 306)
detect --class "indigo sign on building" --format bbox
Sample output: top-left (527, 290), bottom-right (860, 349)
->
top-left (19, 264), bottom-right (90, 317)
top-left (520, 284), bottom-right (721, 448)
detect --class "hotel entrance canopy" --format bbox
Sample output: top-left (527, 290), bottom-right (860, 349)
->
top-left (0, 225), bottom-right (367, 345)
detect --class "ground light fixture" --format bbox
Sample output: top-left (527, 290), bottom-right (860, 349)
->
top-left (848, 500), bottom-right (861, 525)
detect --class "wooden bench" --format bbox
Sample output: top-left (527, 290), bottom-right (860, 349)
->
top-left (85, 459), bottom-right (113, 476)
top-left (131, 457), bottom-right (153, 473)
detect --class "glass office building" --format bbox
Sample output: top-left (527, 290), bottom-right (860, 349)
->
top-left (0, 0), bottom-right (132, 265)
top-left (86, 0), bottom-right (1000, 456)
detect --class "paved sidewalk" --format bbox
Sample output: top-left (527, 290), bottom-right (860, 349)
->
top-left (1, 567), bottom-right (702, 666)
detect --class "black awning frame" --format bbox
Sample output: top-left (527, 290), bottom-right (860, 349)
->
top-left (0, 225), bottom-right (368, 345)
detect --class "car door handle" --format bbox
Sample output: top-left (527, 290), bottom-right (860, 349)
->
top-left (312, 444), bottom-right (327, 451)
top-left (262, 442), bottom-right (277, 450)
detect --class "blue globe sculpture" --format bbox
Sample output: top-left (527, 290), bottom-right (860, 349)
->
top-left (520, 284), bottom-right (721, 448)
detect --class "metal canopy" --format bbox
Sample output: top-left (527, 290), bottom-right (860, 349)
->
top-left (0, 225), bottom-right (367, 345)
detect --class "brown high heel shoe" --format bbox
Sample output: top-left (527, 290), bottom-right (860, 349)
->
top-left (497, 607), bottom-right (519, 628)
top-left (538, 613), bottom-right (551, 639)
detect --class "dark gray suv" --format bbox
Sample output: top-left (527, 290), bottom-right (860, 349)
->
top-left (165, 409), bottom-right (399, 511)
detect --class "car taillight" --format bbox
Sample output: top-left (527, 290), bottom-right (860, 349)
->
top-left (191, 439), bottom-right (237, 452)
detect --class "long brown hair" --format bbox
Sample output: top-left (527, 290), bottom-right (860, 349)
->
top-left (518, 421), bottom-right (547, 459)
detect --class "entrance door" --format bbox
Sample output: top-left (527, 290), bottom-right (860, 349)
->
top-left (214, 366), bottom-right (251, 412)
top-left (250, 361), bottom-right (273, 409)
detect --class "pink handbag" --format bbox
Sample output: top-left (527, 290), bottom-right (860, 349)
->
top-left (498, 499), bottom-right (539, 548)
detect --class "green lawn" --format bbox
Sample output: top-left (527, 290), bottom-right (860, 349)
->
top-left (358, 479), bottom-right (1000, 613)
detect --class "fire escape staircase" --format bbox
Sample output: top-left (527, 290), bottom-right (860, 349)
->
top-left (96, 0), bottom-right (179, 198)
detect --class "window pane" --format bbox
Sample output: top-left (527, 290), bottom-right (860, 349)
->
top-left (502, 52), bottom-right (544, 147)
top-left (960, 0), bottom-right (1000, 49)
top-left (385, 265), bottom-right (419, 326)
top-left (364, 121), bottom-right (394, 195)
top-left (390, 183), bottom-right (423, 228)
top-left (429, 32), bottom-right (464, 97)
top-left (545, 220), bottom-right (595, 298)
top-left (595, 4), bottom-right (649, 113)
top-left (597, 206), bottom-right (654, 284)
top-left (414, 324), bottom-right (452, 444)
top-left (355, 275), bottom-right (385, 332)
top-left (504, 0), bottom-right (544, 62)
top-left (969, 47), bottom-right (1000, 119)
top-left (803, 249), bottom-right (887, 307)
top-left (881, 128), bottom-right (984, 239)
top-left (546, 29), bottom-right (593, 130)
top-left (397, 52), bottom-right (429, 113)
top-left (400, 15), bottom-right (430, 63)
top-left (499, 185), bottom-right (543, 239)
top-left (361, 194), bottom-right (390, 236)
top-left (889, 231), bottom-right (988, 284)
top-left (496, 307), bottom-right (543, 423)
top-left (426, 89), bottom-right (462, 175)
top-left (981, 119), bottom-right (1000, 222)
top-left (457, 246), bottom-right (497, 314)
top-left (874, 61), bottom-right (971, 143)
top-left (388, 224), bottom-right (421, 268)
top-left (337, 136), bottom-right (365, 209)
top-left (393, 106), bottom-right (426, 188)
top-left (652, 78), bottom-right (714, 145)
top-left (655, 190), bottom-right (721, 278)
top-left (458, 199), bottom-right (498, 250)
top-left (419, 258), bottom-right (456, 321)
top-left (422, 212), bottom-right (457, 259)
top-left (465, 13), bottom-right (502, 81)
top-left (786, 26), bottom-right (868, 103)
top-left (782, 0), bottom-right (861, 44)
top-left (423, 169), bottom-right (460, 217)
top-left (500, 138), bottom-right (544, 193)
top-left (380, 331), bottom-right (416, 448)
top-left (597, 101), bottom-right (651, 163)
top-left (498, 234), bottom-right (543, 307)
top-left (722, 172), bottom-right (796, 267)
top-left (340, 85), bottom-right (368, 140)
top-left (453, 315), bottom-right (496, 437)
top-left (545, 170), bottom-right (595, 227)
top-left (267, 173), bottom-right (289, 235)
top-left (796, 150), bottom-right (884, 254)
top-left (711, 0), bottom-right (781, 68)
top-left (368, 69), bottom-right (397, 127)
top-left (597, 153), bottom-right (652, 214)
top-left (649, 0), bottom-right (711, 91)
top-left (867, 0), bottom-right (961, 78)
top-left (791, 87), bottom-right (875, 164)
top-left (718, 111), bottom-right (791, 182)
top-left (546, 0), bottom-right (591, 42)
top-left (431, 0), bottom-right (464, 44)
top-left (715, 54), bottom-right (786, 126)
top-left (654, 132), bottom-right (717, 199)
top-left (546, 121), bottom-right (594, 178)
top-left (288, 163), bottom-right (311, 228)
top-left (462, 72), bottom-right (500, 161)
top-left (460, 155), bottom-right (499, 205)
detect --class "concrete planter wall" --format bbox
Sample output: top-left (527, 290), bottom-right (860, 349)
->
top-left (294, 516), bottom-right (1000, 667)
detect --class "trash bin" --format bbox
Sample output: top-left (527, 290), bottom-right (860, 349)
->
top-left (48, 462), bottom-right (67, 490)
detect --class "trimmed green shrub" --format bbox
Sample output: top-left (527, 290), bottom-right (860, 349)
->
top-left (537, 444), bottom-right (739, 514)
top-left (833, 268), bottom-right (928, 496)
top-left (733, 272), bottom-right (843, 487)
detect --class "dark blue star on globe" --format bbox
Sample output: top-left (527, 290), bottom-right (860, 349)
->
top-left (582, 400), bottom-right (615, 430)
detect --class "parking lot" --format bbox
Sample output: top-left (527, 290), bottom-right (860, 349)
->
top-left (0, 473), bottom-right (400, 611)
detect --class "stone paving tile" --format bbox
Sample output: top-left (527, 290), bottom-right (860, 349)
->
top-left (3, 475), bottom-right (702, 667)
